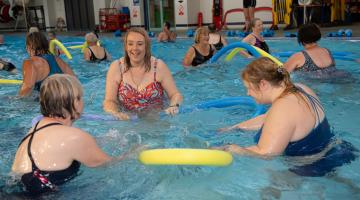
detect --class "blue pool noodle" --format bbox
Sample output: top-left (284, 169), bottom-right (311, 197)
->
top-left (209, 42), bottom-right (261, 63)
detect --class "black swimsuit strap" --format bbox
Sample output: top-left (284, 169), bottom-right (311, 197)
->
top-left (25, 122), bottom-right (62, 170)
top-left (88, 47), bottom-right (97, 61)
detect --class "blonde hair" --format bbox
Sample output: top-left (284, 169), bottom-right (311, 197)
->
top-left (194, 27), bottom-right (209, 44)
top-left (40, 74), bottom-right (83, 120)
top-left (85, 32), bottom-right (98, 43)
top-left (249, 18), bottom-right (262, 32)
top-left (123, 27), bottom-right (152, 72)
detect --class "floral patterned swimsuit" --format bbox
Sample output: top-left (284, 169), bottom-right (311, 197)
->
top-left (118, 59), bottom-right (164, 111)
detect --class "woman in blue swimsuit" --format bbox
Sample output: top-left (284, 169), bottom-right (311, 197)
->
top-left (19, 32), bottom-right (76, 97)
top-left (12, 74), bottom-right (135, 195)
top-left (216, 57), bottom-right (356, 177)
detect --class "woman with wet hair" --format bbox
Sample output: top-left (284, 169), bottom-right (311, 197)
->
top-left (183, 27), bottom-right (216, 66)
top-left (240, 18), bottom-right (270, 58)
top-left (104, 27), bottom-right (182, 120)
top-left (19, 32), bottom-right (75, 97)
top-left (208, 23), bottom-right (227, 50)
top-left (284, 23), bottom-right (352, 80)
top-left (83, 32), bottom-right (110, 62)
top-left (12, 74), bottom-right (131, 195)
top-left (217, 57), bottom-right (356, 177)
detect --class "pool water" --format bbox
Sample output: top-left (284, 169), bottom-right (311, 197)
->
top-left (0, 35), bottom-right (360, 199)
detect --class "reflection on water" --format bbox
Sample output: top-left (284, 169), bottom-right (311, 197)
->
top-left (0, 36), bottom-right (360, 199)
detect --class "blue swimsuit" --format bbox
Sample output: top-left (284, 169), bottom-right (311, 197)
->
top-left (34, 54), bottom-right (63, 91)
top-left (254, 88), bottom-right (357, 177)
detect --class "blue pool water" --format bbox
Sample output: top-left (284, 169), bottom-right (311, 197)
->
top-left (0, 35), bottom-right (360, 199)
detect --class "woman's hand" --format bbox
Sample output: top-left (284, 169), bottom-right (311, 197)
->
top-left (164, 105), bottom-right (179, 116)
top-left (113, 112), bottom-right (130, 120)
top-left (217, 125), bottom-right (238, 133)
top-left (213, 144), bottom-right (245, 154)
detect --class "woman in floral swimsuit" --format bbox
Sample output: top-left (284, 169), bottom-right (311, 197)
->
top-left (103, 27), bottom-right (183, 120)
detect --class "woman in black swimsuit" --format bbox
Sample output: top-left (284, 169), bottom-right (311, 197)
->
top-left (12, 74), bottom-right (131, 195)
top-left (240, 18), bottom-right (270, 58)
top-left (183, 27), bottom-right (216, 67)
top-left (208, 23), bottom-right (227, 50)
top-left (83, 32), bottom-right (110, 62)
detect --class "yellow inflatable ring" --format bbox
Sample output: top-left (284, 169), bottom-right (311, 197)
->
top-left (49, 39), bottom-right (72, 59)
top-left (139, 148), bottom-right (233, 166)
top-left (252, 46), bottom-right (283, 66)
top-left (0, 79), bottom-right (23, 84)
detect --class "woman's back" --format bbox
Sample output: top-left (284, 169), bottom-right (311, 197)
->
top-left (12, 121), bottom-right (82, 173)
top-left (266, 84), bottom-right (325, 144)
top-left (300, 47), bottom-right (334, 70)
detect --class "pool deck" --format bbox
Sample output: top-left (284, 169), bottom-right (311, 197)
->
top-left (1, 22), bottom-right (359, 39)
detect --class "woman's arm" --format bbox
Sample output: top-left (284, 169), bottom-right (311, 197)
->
top-left (71, 129), bottom-right (112, 167)
top-left (284, 52), bottom-right (303, 72)
top-left (182, 47), bottom-right (195, 67)
top-left (105, 49), bottom-right (112, 60)
top-left (157, 59), bottom-right (183, 115)
top-left (55, 57), bottom-right (76, 76)
top-left (83, 48), bottom-right (91, 61)
top-left (18, 60), bottom-right (36, 97)
top-left (217, 101), bottom-right (296, 157)
top-left (103, 60), bottom-right (130, 120)
top-left (218, 113), bottom-right (266, 132)
top-left (169, 32), bottom-right (177, 42)
top-left (239, 35), bottom-right (255, 58)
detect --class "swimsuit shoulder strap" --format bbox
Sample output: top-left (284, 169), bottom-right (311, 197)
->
top-left (102, 48), bottom-right (107, 60)
top-left (88, 47), bottom-right (95, 57)
top-left (153, 58), bottom-right (158, 81)
top-left (296, 86), bottom-right (324, 124)
top-left (192, 46), bottom-right (201, 54)
top-left (324, 48), bottom-right (335, 65)
top-left (118, 59), bottom-right (125, 81)
top-left (26, 122), bottom-right (62, 170)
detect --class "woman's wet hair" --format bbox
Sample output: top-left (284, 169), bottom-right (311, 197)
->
top-left (242, 57), bottom-right (299, 100)
top-left (26, 32), bottom-right (50, 56)
top-left (85, 32), bottom-right (98, 43)
top-left (208, 24), bottom-right (216, 33)
top-left (194, 26), bottom-right (209, 43)
top-left (123, 27), bottom-right (152, 72)
top-left (297, 23), bottom-right (321, 45)
top-left (40, 74), bottom-right (83, 120)
top-left (164, 21), bottom-right (171, 29)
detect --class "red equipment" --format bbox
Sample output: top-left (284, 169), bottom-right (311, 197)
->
top-left (212, 0), bottom-right (223, 30)
top-left (99, 8), bottom-right (130, 31)
top-left (220, 7), bottom-right (273, 30)
top-left (197, 12), bottom-right (203, 27)
top-left (0, 4), bottom-right (11, 23)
